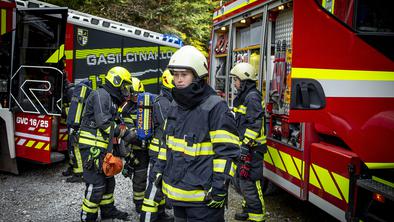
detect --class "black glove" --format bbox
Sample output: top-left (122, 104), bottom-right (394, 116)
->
top-left (239, 144), bottom-right (250, 162)
top-left (205, 187), bottom-right (227, 208)
top-left (123, 128), bottom-right (137, 145)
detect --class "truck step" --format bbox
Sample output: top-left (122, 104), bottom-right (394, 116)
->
top-left (357, 179), bottom-right (394, 201)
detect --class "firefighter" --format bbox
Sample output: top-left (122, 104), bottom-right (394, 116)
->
top-left (79, 66), bottom-right (134, 222)
top-left (121, 77), bottom-right (150, 213)
top-left (140, 69), bottom-right (174, 222)
top-left (230, 62), bottom-right (266, 222)
top-left (152, 45), bottom-right (239, 221)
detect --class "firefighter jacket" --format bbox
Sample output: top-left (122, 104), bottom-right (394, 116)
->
top-left (154, 93), bottom-right (240, 207)
top-left (233, 82), bottom-right (266, 150)
top-left (148, 87), bottom-right (173, 160)
top-left (78, 87), bottom-right (118, 152)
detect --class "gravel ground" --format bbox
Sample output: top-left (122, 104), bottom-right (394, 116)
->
top-left (0, 161), bottom-right (338, 222)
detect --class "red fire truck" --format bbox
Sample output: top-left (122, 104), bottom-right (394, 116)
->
top-left (0, 0), bottom-right (181, 174)
top-left (209, 0), bottom-right (393, 221)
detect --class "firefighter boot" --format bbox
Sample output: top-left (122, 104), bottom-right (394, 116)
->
top-left (101, 207), bottom-right (130, 221)
top-left (66, 173), bottom-right (84, 183)
top-left (62, 166), bottom-right (73, 177)
top-left (158, 212), bottom-right (174, 222)
top-left (234, 212), bottom-right (248, 221)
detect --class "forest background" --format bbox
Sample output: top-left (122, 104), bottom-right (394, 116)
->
top-left (44, 0), bottom-right (232, 55)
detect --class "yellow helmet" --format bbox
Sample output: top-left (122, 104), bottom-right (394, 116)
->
top-left (230, 62), bottom-right (257, 81)
top-left (129, 77), bottom-right (145, 93)
top-left (105, 66), bottom-right (132, 87)
top-left (162, 69), bottom-right (174, 89)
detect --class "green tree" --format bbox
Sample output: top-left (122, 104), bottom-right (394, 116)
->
top-left (42, 0), bottom-right (222, 55)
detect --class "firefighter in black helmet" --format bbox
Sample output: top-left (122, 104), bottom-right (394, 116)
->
top-left (151, 45), bottom-right (239, 221)
top-left (231, 62), bottom-right (266, 222)
top-left (140, 69), bottom-right (174, 222)
top-left (79, 66), bottom-right (135, 222)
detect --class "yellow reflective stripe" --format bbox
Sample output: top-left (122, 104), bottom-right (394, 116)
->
top-left (103, 125), bottom-right (111, 134)
top-left (134, 191), bottom-right (145, 200)
top-left (158, 148), bottom-right (167, 160)
top-left (73, 144), bottom-right (83, 173)
top-left (65, 50), bottom-right (73, 59)
top-left (46, 44), bottom-right (64, 63)
top-left (1, 9), bottom-right (6, 35)
top-left (255, 135), bottom-right (266, 144)
top-left (100, 193), bottom-right (114, 205)
top-left (309, 165), bottom-right (322, 189)
top-left (102, 194), bottom-right (113, 199)
top-left (26, 140), bottom-right (35, 147)
top-left (245, 128), bottom-right (258, 140)
top-left (280, 151), bottom-right (301, 180)
top-left (312, 164), bottom-right (342, 200)
top-left (124, 117), bottom-right (134, 124)
top-left (75, 86), bottom-right (87, 124)
top-left (79, 131), bottom-right (108, 143)
top-left (248, 212), bottom-right (265, 222)
top-left (255, 180), bottom-right (266, 220)
top-left (209, 130), bottom-right (239, 145)
top-left (151, 138), bottom-right (159, 144)
top-left (159, 199), bottom-right (165, 205)
top-left (213, 159), bottom-right (227, 173)
top-left (143, 198), bottom-right (158, 207)
top-left (83, 198), bottom-right (98, 208)
top-left (82, 205), bottom-right (98, 213)
top-left (35, 142), bottom-right (45, 149)
top-left (372, 176), bottom-right (394, 189)
top-left (162, 181), bottom-right (206, 202)
top-left (229, 162), bottom-right (237, 177)
top-left (267, 146), bottom-right (286, 172)
top-left (143, 95), bottom-right (150, 130)
top-left (292, 68), bottom-right (394, 81)
top-left (233, 105), bottom-right (246, 114)
top-left (131, 114), bottom-right (137, 120)
top-left (141, 205), bottom-right (158, 213)
top-left (149, 143), bottom-right (159, 152)
top-left (76, 48), bottom-right (122, 59)
top-left (79, 137), bottom-right (108, 149)
top-left (141, 77), bottom-right (159, 86)
top-left (332, 172), bottom-right (349, 203)
top-left (213, 0), bottom-right (259, 20)
top-left (365, 162), bottom-right (394, 169)
top-left (167, 136), bottom-right (214, 156)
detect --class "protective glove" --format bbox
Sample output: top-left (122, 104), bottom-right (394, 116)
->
top-left (154, 173), bottom-right (163, 188)
top-left (123, 128), bottom-right (137, 145)
top-left (205, 187), bottom-right (227, 208)
top-left (239, 144), bottom-right (250, 162)
top-left (84, 147), bottom-right (101, 170)
top-left (239, 153), bottom-right (252, 179)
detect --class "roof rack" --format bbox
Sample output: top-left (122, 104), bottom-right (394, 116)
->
top-left (15, 0), bottom-right (182, 48)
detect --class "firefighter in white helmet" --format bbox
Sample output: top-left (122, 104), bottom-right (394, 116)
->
top-left (151, 45), bottom-right (239, 221)
top-left (140, 69), bottom-right (174, 222)
top-left (230, 62), bottom-right (266, 222)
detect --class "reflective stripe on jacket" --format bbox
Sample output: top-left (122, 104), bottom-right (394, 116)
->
top-left (233, 90), bottom-right (266, 146)
top-left (157, 95), bottom-right (239, 206)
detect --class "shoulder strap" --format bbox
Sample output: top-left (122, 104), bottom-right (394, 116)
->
top-left (200, 95), bottom-right (222, 112)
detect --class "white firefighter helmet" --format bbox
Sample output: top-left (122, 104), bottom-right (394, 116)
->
top-left (167, 45), bottom-right (208, 77)
top-left (230, 62), bottom-right (257, 81)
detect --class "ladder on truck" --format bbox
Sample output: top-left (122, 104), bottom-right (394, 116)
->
top-left (15, 0), bottom-right (183, 48)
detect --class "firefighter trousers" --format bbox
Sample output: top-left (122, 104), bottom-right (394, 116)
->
top-left (130, 149), bottom-right (149, 208)
top-left (67, 130), bottom-right (83, 175)
top-left (233, 155), bottom-right (266, 222)
top-left (80, 148), bottom-right (117, 222)
top-left (140, 160), bottom-right (166, 222)
top-left (173, 205), bottom-right (225, 222)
